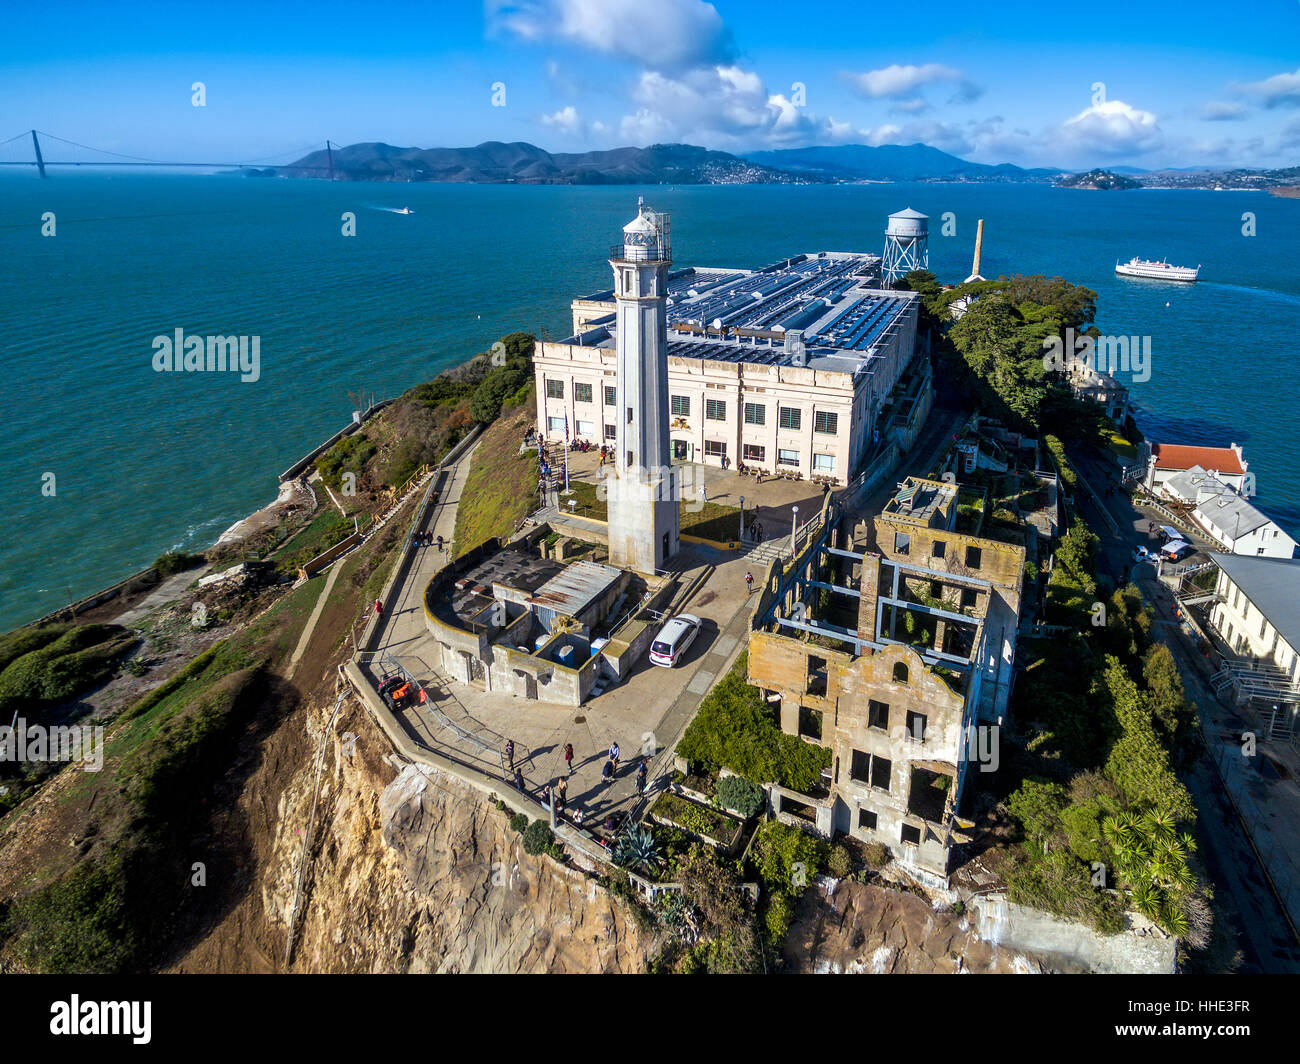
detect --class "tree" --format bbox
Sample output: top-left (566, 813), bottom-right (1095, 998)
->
top-left (1100, 657), bottom-right (1195, 822)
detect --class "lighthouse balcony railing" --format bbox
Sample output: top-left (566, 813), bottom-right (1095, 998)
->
top-left (610, 245), bottom-right (671, 263)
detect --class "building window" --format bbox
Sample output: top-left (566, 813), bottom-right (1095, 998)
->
top-left (604, 385), bottom-right (616, 406)
top-left (744, 402), bottom-right (766, 426)
top-left (704, 440), bottom-right (727, 458)
top-left (893, 662), bottom-right (909, 685)
top-left (850, 749), bottom-right (871, 784)
top-left (798, 706), bottom-right (823, 741)
top-left (778, 448), bottom-right (800, 467)
top-left (627, 407), bottom-right (634, 424)
top-left (778, 406), bottom-right (802, 431)
top-left (574, 382), bottom-right (593, 404)
top-left (671, 394), bottom-right (690, 417)
top-left (858, 807), bottom-right (877, 832)
top-left (965, 545), bottom-right (982, 568)
top-left (545, 379), bottom-right (564, 399)
top-left (871, 756), bottom-right (892, 791)
top-left (901, 823), bottom-right (921, 846)
top-left (814, 410), bottom-right (838, 435)
top-left (576, 420), bottom-right (595, 436)
top-left (1261, 617), bottom-right (1267, 639)
top-left (705, 399), bottom-right (726, 421)
top-left (626, 450), bottom-right (634, 467)
top-left (604, 423), bottom-right (616, 441)
top-left (961, 587), bottom-right (978, 609)
top-left (547, 416), bottom-right (564, 433)
top-left (894, 532), bottom-right (910, 556)
top-left (743, 443), bottom-right (766, 463)
top-left (906, 711), bottom-right (927, 743)
top-left (931, 539), bottom-right (946, 559)
top-left (868, 699), bottom-right (889, 730)
top-left (813, 453), bottom-right (835, 473)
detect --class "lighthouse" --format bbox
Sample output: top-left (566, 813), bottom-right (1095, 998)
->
top-left (607, 199), bottom-right (679, 573)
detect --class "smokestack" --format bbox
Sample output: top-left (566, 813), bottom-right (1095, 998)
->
top-left (965, 219), bottom-right (985, 283)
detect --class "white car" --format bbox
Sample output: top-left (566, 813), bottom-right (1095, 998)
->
top-left (1132, 545), bottom-right (1154, 563)
top-left (649, 614), bottom-right (702, 668)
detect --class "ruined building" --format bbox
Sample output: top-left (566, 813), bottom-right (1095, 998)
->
top-left (746, 477), bottom-right (1025, 884)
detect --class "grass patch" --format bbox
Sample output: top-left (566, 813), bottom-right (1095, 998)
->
top-left (453, 406), bottom-right (540, 555)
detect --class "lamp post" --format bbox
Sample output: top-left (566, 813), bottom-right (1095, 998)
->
top-left (740, 494), bottom-right (745, 542)
top-left (791, 505), bottom-right (799, 557)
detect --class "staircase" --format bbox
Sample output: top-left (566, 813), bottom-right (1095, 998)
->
top-left (745, 538), bottom-right (787, 567)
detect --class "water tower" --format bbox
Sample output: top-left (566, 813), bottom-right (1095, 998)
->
top-left (882, 207), bottom-right (929, 285)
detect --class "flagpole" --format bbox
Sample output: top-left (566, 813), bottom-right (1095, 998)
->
top-left (564, 414), bottom-right (571, 493)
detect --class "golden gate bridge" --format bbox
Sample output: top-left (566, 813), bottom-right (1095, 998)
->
top-left (0, 130), bottom-right (340, 178)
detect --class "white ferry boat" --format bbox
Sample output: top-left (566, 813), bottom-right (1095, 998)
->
top-left (1114, 256), bottom-right (1199, 282)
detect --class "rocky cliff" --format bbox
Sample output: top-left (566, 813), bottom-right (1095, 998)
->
top-left (199, 691), bottom-right (655, 974)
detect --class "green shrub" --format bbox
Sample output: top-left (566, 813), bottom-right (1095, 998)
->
top-left (714, 775), bottom-right (766, 819)
top-left (861, 842), bottom-right (891, 870)
top-left (0, 624), bottom-right (134, 716)
top-left (677, 653), bottom-right (830, 792)
top-left (826, 843), bottom-right (852, 879)
top-left (0, 624), bottom-right (70, 674)
top-left (522, 819), bottom-right (554, 856)
top-left (508, 812), bottom-right (528, 833)
top-left (316, 433), bottom-right (376, 491)
top-left (153, 551), bottom-right (204, 576)
top-left (763, 891), bottom-right (796, 944)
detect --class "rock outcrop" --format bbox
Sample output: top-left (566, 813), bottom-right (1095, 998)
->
top-left (260, 696), bottom-right (652, 974)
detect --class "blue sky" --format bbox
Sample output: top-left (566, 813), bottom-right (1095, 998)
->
top-left (1, 0), bottom-right (1297, 169)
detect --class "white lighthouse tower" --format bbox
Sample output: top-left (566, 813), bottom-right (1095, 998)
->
top-left (607, 198), bottom-right (679, 573)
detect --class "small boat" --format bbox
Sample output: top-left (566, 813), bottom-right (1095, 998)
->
top-left (1115, 256), bottom-right (1199, 282)
top-left (392, 206), bottom-right (414, 215)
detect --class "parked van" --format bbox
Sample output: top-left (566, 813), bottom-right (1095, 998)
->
top-left (649, 614), bottom-right (702, 668)
top-left (1160, 539), bottom-right (1196, 562)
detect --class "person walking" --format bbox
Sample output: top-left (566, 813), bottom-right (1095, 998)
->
top-left (601, 758), bottom-right (615, 787)
top-left (608, 741), bottom-right (620, 772)
top-left (504, 738), bottom-right (515, 770)
top-left (513, 767), bottom-right (525, 793)
top-left (636, 759), bottom-right (648, 796)
top-left (557, 775), bottom-right (568, 804)
top-left (373, 598), bottom-right (384, 618)
top-left (744, 570), bottom-right (754, 595)
top-left (563, 742), bottom-right (574, 775)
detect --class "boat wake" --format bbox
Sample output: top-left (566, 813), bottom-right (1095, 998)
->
top-left (366, 204), bottom-right (415, 215)
top-left (1196, 280), bottom-right (1300, 306)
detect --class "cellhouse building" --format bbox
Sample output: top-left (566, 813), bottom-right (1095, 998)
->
top-left (532, 206), bottom-right (921, 490)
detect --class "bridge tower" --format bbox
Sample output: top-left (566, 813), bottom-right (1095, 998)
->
top-left (607, 198), bottom-right (679, 573)
top-left (30, 130), bottom-right (46, 179)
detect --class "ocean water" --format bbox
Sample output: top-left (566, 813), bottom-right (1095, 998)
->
top-left (1, 173), bottom-right (1297, 629)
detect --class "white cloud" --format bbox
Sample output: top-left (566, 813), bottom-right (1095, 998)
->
top-left (617, 65), bottom-right (819, 147)
top-left (1198, 100), bottom-right (1247, 121)
top-left (1060, 98), bottom-right (1162, 156)
top-left (487, 0), bottom-right (733, 72)
top-left (844, 64), bottom-right (982, 104)
top-left (540, 105), bottom-right (583, 135)
top-left (1232, 69), bottom-right (1300, 109)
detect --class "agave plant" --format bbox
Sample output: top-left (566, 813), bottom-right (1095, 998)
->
top-left (613, 826), bottom-right (662, 874)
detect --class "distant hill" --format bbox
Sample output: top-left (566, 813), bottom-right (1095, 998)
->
top-left (741, 143), bottom-right (1061, 183)
top-left (280, 141), bottom-right (823, 185)
top-left (1055, 168), bottom-right (1142, 191)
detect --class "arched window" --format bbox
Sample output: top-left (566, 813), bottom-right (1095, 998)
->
top-left (893, 661), bottom-right (909, 685)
